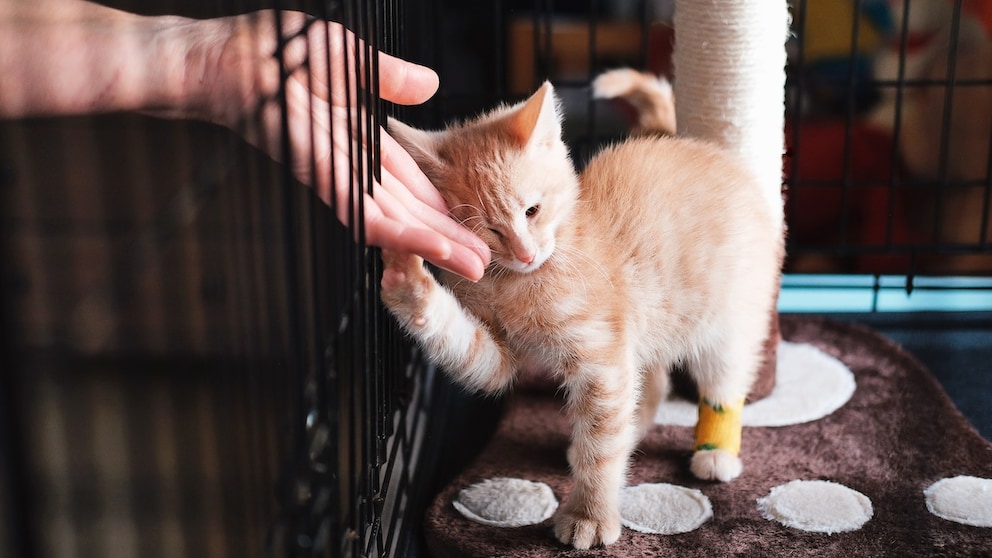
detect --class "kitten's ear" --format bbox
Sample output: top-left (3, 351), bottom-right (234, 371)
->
top-left (387, 117), bottom-right (444, 170)
top-left (506, 81), bottom-right (562, 148)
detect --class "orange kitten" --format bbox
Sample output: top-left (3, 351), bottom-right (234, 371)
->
top-left (381, 81), bottom-right (784, 549)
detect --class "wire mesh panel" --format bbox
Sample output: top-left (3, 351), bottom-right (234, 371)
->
top-left (262, 3), bottom-right (425, 556)
top-left (784, 0), bottom-right (992, 278)
top-left (1, 1), bottom-right (430, 557)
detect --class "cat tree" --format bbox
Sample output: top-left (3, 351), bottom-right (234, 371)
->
top-left (672, 0), bottom-right (789, 400)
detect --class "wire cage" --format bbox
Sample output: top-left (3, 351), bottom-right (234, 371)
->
top-left (1, 1), bottom-right (990, 558)
top-left (1, 1), bottom-right (439, 557)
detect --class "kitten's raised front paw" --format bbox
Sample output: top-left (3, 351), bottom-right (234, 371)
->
top-left (690, 449), bottom-right (743, 482)
top-left (553, 504), bottom-right (621, 549)
top-left (380, 251), bottom-right (433, 328)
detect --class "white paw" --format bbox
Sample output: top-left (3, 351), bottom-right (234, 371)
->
top-left (380, 251), bottom-right (432, 327)
top-left (690, 449), bottom-right (742, 482)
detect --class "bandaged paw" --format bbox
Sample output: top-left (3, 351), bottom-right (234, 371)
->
top-left (694, 397), bottom-right (745, 456)
top-left (691, 397), bottom-right (745, 482)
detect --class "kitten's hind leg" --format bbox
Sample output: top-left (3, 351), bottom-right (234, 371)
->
top-left (634, 364), bottom-right (671, 442)
top-left (690, 396), bottom-right (745, 482)
top-left (687, 340), bottom-right (760, 482)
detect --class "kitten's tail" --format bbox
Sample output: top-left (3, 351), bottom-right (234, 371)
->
top-left (592, 68), bottom-right (677, 136)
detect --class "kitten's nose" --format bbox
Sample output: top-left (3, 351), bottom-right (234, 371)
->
top-left (515, 246), bottom-right (536, 264)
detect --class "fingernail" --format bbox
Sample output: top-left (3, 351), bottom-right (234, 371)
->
top-left (473, 240), bottom-right (491, 261)
top-left (446, 259), bottom-right (483, 283)
top-left (469, 257), bottom-right (485, 282)
top-left (436, 239), bottom-right (453, 260)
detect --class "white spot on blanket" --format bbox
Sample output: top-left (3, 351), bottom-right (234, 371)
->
top-left (654, 341), bottom-right (855, 427)
top-left (757, 479), bottom-right (873, 533)
top-left (453, 478), bottom-right (558, 527)
top-left (924, 476), bottom-right (992, 527)
top-left (620, 483), bottom-right (713, 534)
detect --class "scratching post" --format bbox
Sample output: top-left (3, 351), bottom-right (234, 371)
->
top-left (673, 0), bottom-right (789, 401)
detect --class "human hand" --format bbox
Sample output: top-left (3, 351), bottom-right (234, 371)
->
top-left (173, 11), bottom-right (490, 280)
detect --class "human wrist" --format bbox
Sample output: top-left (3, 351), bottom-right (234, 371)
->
top-left (141, 14), bottom-right (223, 123)
top-left (153, 13), bottom-right (274, 133)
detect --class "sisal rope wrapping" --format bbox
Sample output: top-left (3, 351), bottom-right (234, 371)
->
top-left (673, 0), bottom-right (790, 221)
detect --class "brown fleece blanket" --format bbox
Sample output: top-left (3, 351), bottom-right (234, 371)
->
top-left (424, 315), bottom-right (992, 557)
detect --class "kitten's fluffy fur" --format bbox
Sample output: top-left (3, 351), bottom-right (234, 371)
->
top-left (381, 80), bottom-right (784, 549)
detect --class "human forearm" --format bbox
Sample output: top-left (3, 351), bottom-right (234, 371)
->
top-left (0, 0), bottom-right (191, 118)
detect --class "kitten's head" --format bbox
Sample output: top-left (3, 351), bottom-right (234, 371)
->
top-left (389, 82), bottom-right (579, 274)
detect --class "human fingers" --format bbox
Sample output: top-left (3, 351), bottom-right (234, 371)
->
top-left (376, 51), bottom-right (439, 106)
top-left (377, 163), bottom-right (491, 262)
top-left (363, 201), bottom-right (486, 281)
top-left (313, 104), bottom-right (488, 264)
top-left (285, 19), bottom-right (437, 107)
top-left (366, 185), bottom-right (490, 281)
top-left (378, 128), bottom-right (447, 213)
top-left (308, 115), bottom-right (484, 279)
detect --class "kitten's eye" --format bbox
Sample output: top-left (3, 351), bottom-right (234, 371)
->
top-left (525, 205), bottom-right (540, 218)
top-left (488, 227), bottom-right (503, 238)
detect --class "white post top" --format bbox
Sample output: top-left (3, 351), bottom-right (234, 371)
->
top-left (672, 0), bottom-right (790, 222)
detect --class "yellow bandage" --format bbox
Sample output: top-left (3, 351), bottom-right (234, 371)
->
top-left (694, 397), bottom-right (746, 456)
